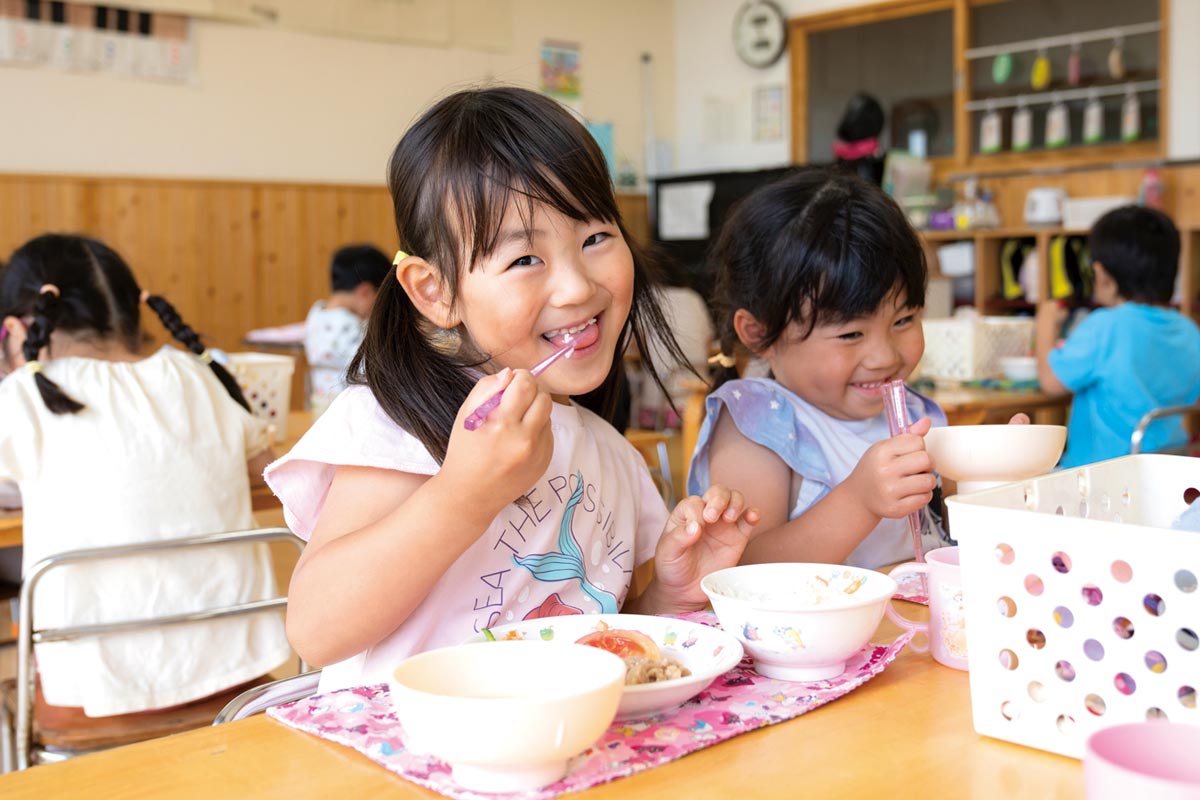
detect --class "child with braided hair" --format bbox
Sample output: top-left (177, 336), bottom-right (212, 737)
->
top-left (0, 233), bottom-right (290, 719)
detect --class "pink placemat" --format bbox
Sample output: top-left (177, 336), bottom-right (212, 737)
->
top-left (892, 571), bottom-right (929, 604)
top-left (268, 612), bottom-right (912, 799)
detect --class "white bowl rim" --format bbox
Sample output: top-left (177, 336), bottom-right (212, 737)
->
top-left (391, 640), bottom-right (626, 705)
top-left (925, 423), bottom-right (1065, 433)
top-left (700, 563), bottom-right (898, 610)
top-left (463, 613), bottom-right (745, 697)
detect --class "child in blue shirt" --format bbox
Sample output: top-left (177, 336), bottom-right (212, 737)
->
top-left (1036, 205), bottom-right (1200, 467)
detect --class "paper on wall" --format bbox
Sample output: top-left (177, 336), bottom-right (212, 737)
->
top-left (658, 181), bottom-right (715, 241)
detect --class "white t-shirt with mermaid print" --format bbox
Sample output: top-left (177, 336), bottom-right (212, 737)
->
top-left (265, 384), bottom-right (667, 693)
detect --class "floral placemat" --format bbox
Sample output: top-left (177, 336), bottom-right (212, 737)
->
top-left (268, 612), bottom-right (911, 799)
top-left (892, 571), bottom-right (929, 604)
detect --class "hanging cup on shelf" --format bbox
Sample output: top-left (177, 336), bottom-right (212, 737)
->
top-left (1012, 97), bottom-right (1032, 152)
top-left (1045, 94), bottom-right (1070, 149)
top-left (979, 100), bottom-right (1002, 155)
top-left (1108, 35), bottom-right (1125, 80)
top-left (1083, 88), bottom-right (1104, 145)
top-left (1121, 84), bottom-right (1141, 142)
top-left (992, 51), bottom-right (1013, 85)
top-left (1067, 40), bottom-right (1082, 87)
top-left (1031, 46), bottom-right (1051, 91)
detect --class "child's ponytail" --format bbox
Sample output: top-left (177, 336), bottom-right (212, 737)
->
top-left (144, 294), bottom-right (251, 412)
top-left (22, 286), bottom-right (85, 415)
top-left (709, 327), bottom-right (741, 391)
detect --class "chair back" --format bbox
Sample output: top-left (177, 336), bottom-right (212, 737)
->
top-left (624, 429), bottom-right (676, 506)
top-left (213, 670), bottom-right (322, 724)
top-left (10, 527), bottom-right (303, 771)
top-left (1130, 404), bottom-right (1200, 455)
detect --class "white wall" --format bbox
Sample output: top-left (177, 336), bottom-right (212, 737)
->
top-left (672, 0), bottom-right (865, 174)
top-left (1169, 0), bottom-right (1200, 160)
top-left (673, 0), bottom-right (1200, 175)
top-left (0, 0), bottom-right (675, 184)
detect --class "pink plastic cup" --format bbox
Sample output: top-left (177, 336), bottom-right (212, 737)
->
top-left (1084, 722), bottom-right (1200, 799)
top-left (885, 546), bottom-right (967, 670)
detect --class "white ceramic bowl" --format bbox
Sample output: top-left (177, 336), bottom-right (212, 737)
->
top-left (466, 613), bottom-right (744, 721)
top-left (701, 564), bottom-right (896, 681)
top-left (925, 423), bottom-right (1066, 494)
top-left (998, 355), bottom-right (1038, 382)
top-left (388, 641), bottom-right (624, 793)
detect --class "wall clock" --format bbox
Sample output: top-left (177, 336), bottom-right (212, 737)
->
top-left (733, 0), bottom-right (788, 69)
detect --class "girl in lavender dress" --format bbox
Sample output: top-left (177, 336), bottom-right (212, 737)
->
top-left (689, 168), bottom-right (1024, 569)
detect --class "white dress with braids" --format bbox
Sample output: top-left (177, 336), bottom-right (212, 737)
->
top-left (0, 346), bottom-right (291, 716)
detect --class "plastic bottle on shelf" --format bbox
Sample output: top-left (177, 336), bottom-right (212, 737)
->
top-left (1138, 168), bottom-right (1164, 210)
top-left (976, 190), bottom-right (1001, 228)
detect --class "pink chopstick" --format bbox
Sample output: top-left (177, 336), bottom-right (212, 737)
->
top-left (881, 379), bottom-right (925, 564)
top-left (463, 342), bottom-right (576, 431)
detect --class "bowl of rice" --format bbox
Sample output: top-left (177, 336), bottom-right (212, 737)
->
top-left (701, 563), bottom-right (897, 681)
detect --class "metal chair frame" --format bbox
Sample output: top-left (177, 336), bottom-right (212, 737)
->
top-left (9, 526), bottom-right (303, 771)
top-left (212, 669), bottom-right (322, 725)
top-left (1130, 404), bottom-right (1200, 455)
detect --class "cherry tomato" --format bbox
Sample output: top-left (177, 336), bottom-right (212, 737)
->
top-left (575, 629), bottom-right (661, 661)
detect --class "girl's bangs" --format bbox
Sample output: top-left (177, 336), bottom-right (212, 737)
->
top-left (788, 202), bottom-right (926, 331)
top-left (449, 158), bottom-right (618, 272)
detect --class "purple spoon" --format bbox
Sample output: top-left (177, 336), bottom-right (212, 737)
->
top-left (464, 341), bottom-right (576, 431)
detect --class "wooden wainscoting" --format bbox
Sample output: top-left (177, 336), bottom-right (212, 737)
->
top-left (0, 174), bottom-right (651, 409)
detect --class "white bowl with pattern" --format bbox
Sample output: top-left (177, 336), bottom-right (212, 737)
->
top-left (702, 563), bottom-right (897, 681)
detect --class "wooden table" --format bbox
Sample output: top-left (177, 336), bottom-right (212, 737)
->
top-left (925, 386), bottom-right (1072, 427)
top-left (0, 411), bottom-right (316, 548)
top-left (0, 611), bottom-right (1083, 798)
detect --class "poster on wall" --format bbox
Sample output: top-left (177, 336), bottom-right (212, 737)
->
top-left (0, 4), bottom-right (193, 83)
top-left (540, 39), bottom-right (581, 111)
top-left (753, 84), bottom-right (784, 142)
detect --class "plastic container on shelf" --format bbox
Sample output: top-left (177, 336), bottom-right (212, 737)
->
top-left (936, 241), bottom-right (975, 278)
top-left (946, 454), bottom-right (1200, 759)
top-left (920, 316), bottom-right (1034, 381)
top-left (1063, 196), bottom-right (1134, 231)
top-left (226, 352), bottom-right (296, 442)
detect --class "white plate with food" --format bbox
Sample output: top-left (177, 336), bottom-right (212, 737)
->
top-left (465, 613), bottom-right (744, 721)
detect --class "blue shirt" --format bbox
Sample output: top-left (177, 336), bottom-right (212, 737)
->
top-left (1048, 303), bottom-right (1200, 467)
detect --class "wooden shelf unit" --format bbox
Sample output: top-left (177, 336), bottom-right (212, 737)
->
top-left (789, 0), bottom-right (1170, 176)
top-left (922, 220), bottom-right (1200, 320)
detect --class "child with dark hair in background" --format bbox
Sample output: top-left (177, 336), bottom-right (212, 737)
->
top-left (1036, 205), bottom-right (1200, 466)
top-left (267, 86), bottom-right (759, 694)
top-left (0, 233), bottom-right (290, 719)
top-left (305, 243), bottom-right (391, 412)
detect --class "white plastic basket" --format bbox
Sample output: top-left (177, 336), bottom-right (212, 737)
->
top-left (226, 352), bottom-right (296, 442)
top-left (947, 454), bottom-right (1200, 758)
top-left (920, 317), bottom-right (1034, 381)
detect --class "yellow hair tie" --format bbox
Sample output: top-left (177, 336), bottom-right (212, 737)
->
top-left (393, 250), bottom-right (410, 265)
top-left (198, 350), bottom-right (214, 365)
top-left (26, 360), bottom-right (43, 375)
top-left (707, 352), bottom-right (737, 369)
